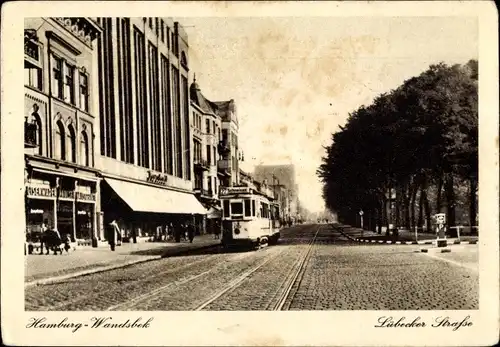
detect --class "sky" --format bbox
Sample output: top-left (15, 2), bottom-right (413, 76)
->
top-left (178, 16), bottom-right (478, 213)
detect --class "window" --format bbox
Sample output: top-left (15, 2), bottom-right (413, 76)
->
top-left (155, 18), bottom-right (159, 36)
top-left (25, 65), bottom-right (42, 90)
top-left (223, 200), bottom-right (230, 217)
top-left (207, 176), bottom-right (212, 193)
top-left (222, 129), bottom-right (228, 142)
top-left (64, 65), bottom-right (75, 104)
top-left (149, 18), bottom-right (153, 29)
top-left (55, 121), bottom-right (65, 160)
top-left (67, 125), bottom-right (76, 163)
top-left (160, 20), bottom-right (165, 42)
top-left (213, 146), bottom-right (217, 164)
top-left (231, 202), bottom-right (243, 215)
top-left (212, 121), bottom-right (215, 135)
top-left (252, 200), bottom-right (256, 216)
top-left (79, 73), bottom-right (89, 111)
top-left (206, 144), bottom-right (211, 167)
top-left (52, 56), bottom-right (63, 99)
top-left (206, 119), bottom-right (210, 134)
top-left (80, 131), bottom-right (89, 166)
top-left (244, 199), bottom-right (251, 217)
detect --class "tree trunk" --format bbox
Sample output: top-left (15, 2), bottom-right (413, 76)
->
top-left (417, 185), bottom-right (424, 230)
top-left (383, 191), bottom-right (390, 234)
top-left (436, 175), bottom-right (443, 213)
top-left (445, 173), bottom-right (456, 237)
top-left (376, 203), bottom-right (382, 234)
top-left (395, 186), bottom-right (401, 229)
top-left (469, 176), bottom-right (478, 234)
top-left (410, 185), bottom-right (418, 233)
top-left (423, 188), bottom-right (431, 234)
top-left (403, 183), bottom-right (411, 229)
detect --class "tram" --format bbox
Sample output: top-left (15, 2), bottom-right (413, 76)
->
top-left (219, 185), bottom-right (281, 249)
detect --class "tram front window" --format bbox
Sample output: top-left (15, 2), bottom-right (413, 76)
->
top-left (244, 199), bottom-right (251, 217)
top-left (223, 200), bottom-right (230, 217)
top-left (231, 202), bottom-right (243, 215)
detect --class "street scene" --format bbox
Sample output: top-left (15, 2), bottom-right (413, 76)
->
top-left (23, 16), bottom-right (478, 311)
top-left (26, 223), bottom-right (478, 311)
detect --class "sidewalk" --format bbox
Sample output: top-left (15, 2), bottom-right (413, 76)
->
top-left (25, 234), bottom-right (221, 286)
top-left (333, 224), bottom-right (478, 246)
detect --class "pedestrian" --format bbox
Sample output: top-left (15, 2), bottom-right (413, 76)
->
top-left (108, 220), bottom-right (119, 251)
top-left (174, 223), bottom-right (181, 243)
top-left (214, 221), bottom-right (221, 239)
top-left (187, 223), bottom-right (195, 243)
top-left (40, 219), bottom-right (49, 255)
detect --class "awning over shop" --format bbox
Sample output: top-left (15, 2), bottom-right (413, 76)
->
top-left (206, 206), bottom-right (222, 219)
top-left (105, 178), bottom-right (206, 215)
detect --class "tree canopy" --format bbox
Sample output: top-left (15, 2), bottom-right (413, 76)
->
top-left (318, 60), bottom-right (478, 232)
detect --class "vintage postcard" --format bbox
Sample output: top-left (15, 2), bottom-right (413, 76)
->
top-left (1, 1), bottom-right (498, 346)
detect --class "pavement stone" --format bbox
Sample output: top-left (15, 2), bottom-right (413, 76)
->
top-left (25, 234), bottom-right (220, 285)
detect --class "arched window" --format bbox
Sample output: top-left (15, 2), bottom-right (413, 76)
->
top-left (31, 113), bottom-right (43, 155)
top-left (55, 121), bottom-right (65, 160)
top-left (80, 131), bottom-right (89, 166)
top-left (67, 125), bottom-right (76, 163)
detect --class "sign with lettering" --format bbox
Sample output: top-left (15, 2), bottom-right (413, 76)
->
top-left (76, 191), bottom-right (96, 202)
top-left (147, 171), bottom-right (168, 186)
top-left (220, 186), bottom-right (251, 195)
top-left (59, 190), bottom-right (75, 199)
top-left (26, 186), bottom-right (56, 198)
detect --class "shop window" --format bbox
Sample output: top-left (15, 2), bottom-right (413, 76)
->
top-left (67, 125), bottom-right (76, 163)
top-left (79, 72), bottom-right (89, 111)
top-left (80, 131), bottom-right (89, 166)
top-left (55, 121), bottom-right (66, 160)
top-left (206, 119), bottom-right (210, 134)
top-left (76, 202), bottom-right (94, 240)
top-left (252, 200), bottom-right (256, 216)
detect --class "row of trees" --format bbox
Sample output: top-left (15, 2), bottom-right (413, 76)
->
top-left (317, 60), bottom-right (478, 235)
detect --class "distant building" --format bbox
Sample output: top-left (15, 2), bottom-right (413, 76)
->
top-left (215, 99), bottom-right (240, 187)
top-left (253, 164), bottom-right (299, 220)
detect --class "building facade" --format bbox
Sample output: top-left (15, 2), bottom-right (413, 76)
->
top-left (216, 99), bottom-right (240, 187)
top-left (253, 164), bottom-right (299, 223)
top-left (24, 17), bottom-right (102, 246)
top-left (190, 77), bottom-right (223, 233)
top-left (95, 17), bottom-right (205, 241)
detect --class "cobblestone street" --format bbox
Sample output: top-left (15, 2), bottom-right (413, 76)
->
top-left (25, 224), bottom-right (478, 311)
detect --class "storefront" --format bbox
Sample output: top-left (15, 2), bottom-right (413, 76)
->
top-left (24, 161), bottom-right (99, 246)
top-left (100, 175), bottom-right (207, 242)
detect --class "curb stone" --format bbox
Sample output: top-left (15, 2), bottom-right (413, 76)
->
top-left (333, 225), bottom-right (477, 247)
top-left (25, 243), bottom-right (219, 288)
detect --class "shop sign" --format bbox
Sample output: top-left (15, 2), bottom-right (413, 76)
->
top-left (30, 209), bottom-right (44, 214)
top-left (59, 190), bottom-right (75, 199)
top-left (76, 192), bottom-right (96, 202)
top-left (26, 186), bottom-right (56, 198)
top-left (147, 171), bottom-right (168, 186)
top-left (77, 210), bottom-right (88, 215)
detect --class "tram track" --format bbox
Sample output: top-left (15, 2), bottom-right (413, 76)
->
top-left (195, 225), bottom-right (321, 311)
top-left (270, 225), bottom-right (320, 310)
top-left (108, 245), bottom-right (273, 311)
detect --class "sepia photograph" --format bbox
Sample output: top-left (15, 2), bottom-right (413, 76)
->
top-left (2, 1), bottom-right (499, 346)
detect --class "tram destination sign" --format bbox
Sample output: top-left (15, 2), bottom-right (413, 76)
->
top-left (220, 186), bottom-right (251, 195)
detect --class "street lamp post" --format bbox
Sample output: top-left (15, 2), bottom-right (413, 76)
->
top-left (359, 209), bottom-right (364, 236)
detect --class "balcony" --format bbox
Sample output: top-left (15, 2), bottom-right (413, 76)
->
top-left (217, 159), bottom-right (232, 177)
top-left (217, 140), bottom-right (230, 156)
top-left (25, 122), bottom-right (38, 148)
top-left (194, 158), bottom-right (210, 171)
top-left (194, 187), bottom-right (214, 199)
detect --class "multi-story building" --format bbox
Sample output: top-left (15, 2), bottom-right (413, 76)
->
top-left (95, 17), bottom-right (205, 241)
top-left (253, 164), bottom-right (299, 222)
top-left (24, 17), bottom-right (102, 246)
top-left (216, 99), bottom-right (240, 187)
top-left (190, 77), bottom-right (222, 232)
